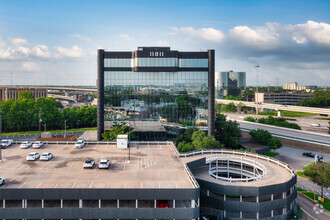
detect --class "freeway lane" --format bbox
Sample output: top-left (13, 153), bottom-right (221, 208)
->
top-left (235, 119), bottom-right (330, 147)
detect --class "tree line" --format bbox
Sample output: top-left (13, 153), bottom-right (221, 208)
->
top-left (0, 91), bottom-right (97, 132)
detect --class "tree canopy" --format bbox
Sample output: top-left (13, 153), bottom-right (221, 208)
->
top-left (175, 128), bottom-right (223, 152)
top-left (297, 90), bottom-right (330, 108)
top-left (215, 114), bottom-right (241, 147)
top-left (0, 91), bottom-right (97, 132)
top-left (304, 162), bottom-right (330, 198)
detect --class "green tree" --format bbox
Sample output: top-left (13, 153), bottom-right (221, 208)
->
top-left (249, 129), bottom-right (272, 145)
top-left (224, 95), bottom-right (243, 101)
top-left (215, 114), bottom-right (241, 147)
top-left (177, 141), bottom-right (194, 152)
top-left (191, 130), bottom-right (206, 149)
top-left (249, 129), bottom-right (282, 149)
top-left (244, 117), bottom-right (256, 122)
top-left (297, 90), bottom-right (330, 108)
top-left (304, 162), bottom-right (330, 198)
top-left (102, 125), bottom-right (133, 141)
top-left (18, 90), bottom-right (35, 100)
top-left (219, 102), bottom-right (237, 113)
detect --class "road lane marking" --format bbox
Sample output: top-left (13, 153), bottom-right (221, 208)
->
top-left (300, 207), bottom-right (318, 220)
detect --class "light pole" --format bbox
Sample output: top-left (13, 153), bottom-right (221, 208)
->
top-left (255, 65), bottom-right (260, 116)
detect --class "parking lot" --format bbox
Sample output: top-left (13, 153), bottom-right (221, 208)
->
top-left (0, 142), bottom-right (193, 189)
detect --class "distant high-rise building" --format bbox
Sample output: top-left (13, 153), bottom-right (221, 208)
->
top-left (283, 82), bottom-right (317, 91)
top-left (215, 71), bottom-right (246, 98)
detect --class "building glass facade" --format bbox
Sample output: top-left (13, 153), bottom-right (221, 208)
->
top-left (97, 47), bottom-right (215, 141)
top-left (215, 71), bottom-right (246, 98)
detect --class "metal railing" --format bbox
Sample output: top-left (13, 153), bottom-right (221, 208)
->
top-left (167, 142), bottom-right (295, 177)
top-left (207, 154), bottom-right (267, 182)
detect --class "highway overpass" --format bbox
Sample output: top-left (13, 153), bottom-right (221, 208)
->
top-left (216, 99), bottom-right (330, 115)
top-left (236, 119), bottom-right (330, 147)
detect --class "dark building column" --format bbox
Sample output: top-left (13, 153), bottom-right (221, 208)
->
top-left (97, 49), bottom-right (105, 141)
top-left (208, 50), bottom-right (215, 137)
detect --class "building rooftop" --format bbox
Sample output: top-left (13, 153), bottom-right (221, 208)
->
top-left (0, 143), bottom-right (194, 189)
top-left (181, 153), bottom-right (294, 187)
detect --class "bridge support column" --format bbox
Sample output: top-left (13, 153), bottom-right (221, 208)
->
top-left (277, 110), bottom-right (283, 117)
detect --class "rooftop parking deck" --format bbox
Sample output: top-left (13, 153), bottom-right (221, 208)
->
top-left (0, 143), bottom-right (194, 189)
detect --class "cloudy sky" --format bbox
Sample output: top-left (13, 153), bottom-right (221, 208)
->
top-left (0, 0), bottom-right (330, 86)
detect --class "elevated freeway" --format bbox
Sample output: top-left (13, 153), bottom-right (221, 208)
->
top-left (216, 99), bottom-right (330, 115)
top-left (235, 119), bottom-right (330, 148)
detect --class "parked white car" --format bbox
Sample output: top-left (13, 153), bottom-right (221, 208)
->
top-left (26, 152), bottom-right (40, 161)
top-left (98, 159), bottom-right (110, 169)
top-left (75, 140), bottom-right (86, 148)
top-left (20, 141), bottom-right (32, 149)
top-left (40, 152), bottom-right (53, 161)
top-left (33, 141), bottom-right (44, 149)
top-left (310, 123), bottom-right (321, 127)
top-left (83, 158), bottom-right (95, 168)
top-left (0, 177), bottom-right (5, 185)
top-left (1, 139), bottom-right (13, 148)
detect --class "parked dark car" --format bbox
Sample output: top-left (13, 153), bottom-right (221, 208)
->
top-left (303, 152), bottom-right (323, 161)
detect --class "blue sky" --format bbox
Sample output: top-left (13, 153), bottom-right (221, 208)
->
top-left (0, 0), bottom-right (330, 86)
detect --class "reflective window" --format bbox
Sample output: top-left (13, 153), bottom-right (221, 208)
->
top-left (179, 59), bottom-right (208, 68)
top-left (104, 59), bottom-right (132, 67)
top-left (104, 70), bottom-right (208, 141)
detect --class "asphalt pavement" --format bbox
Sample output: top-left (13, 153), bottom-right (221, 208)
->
top-left (274, 146), bottom-right (330, 199)
top-left (297, 194), bottom-right (330, 220)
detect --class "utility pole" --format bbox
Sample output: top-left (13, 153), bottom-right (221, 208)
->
top-left (39, 110), bottom-right (42, 138)
top-left (64, 120), bottom-right (67, 138)
top-left (255, 65), bottom-right (260, 116)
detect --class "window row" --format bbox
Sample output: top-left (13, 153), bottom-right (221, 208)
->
top-left (104, 71), bottom-right (208, 86)
top-left (103, 58), bottom-right (209, 68)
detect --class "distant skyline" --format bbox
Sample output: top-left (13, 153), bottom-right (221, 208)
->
top-left (0, 0), bottom-right (330, 86)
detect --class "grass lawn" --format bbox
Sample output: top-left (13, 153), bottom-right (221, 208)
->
top-left (297, 204), bottom-right (301, 219)
top-left (256, 111), bottom-right (318, 117)
top-left (296, 162), bottom-right (315, 178)
top-left (263, 151), bottom-right (279, 157)
top-left (297, 187), bottom-right (330, 211)
top-left (1, 127), bottom-right (97, 136)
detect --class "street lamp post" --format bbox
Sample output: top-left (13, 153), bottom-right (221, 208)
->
top-left (255, 65), bottom-right (260, 116)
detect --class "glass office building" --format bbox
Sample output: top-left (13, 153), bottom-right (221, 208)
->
top-left (215, 71), bottom-right (246, 99)
top-left (97, 47), bottom-right (215, 141)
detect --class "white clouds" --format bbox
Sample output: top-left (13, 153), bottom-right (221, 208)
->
top-left (55, 45), bottom-right (85, 58)
top-left (171, 27), bottom-right (225, 42)
top-left (31, 45), bottom-right (51, 58)
top-left (228, 23), bottom-right (283, 50)
top-left (294, 21), bottom-right (330, 46)
top-left (22, 62), bottom-right (40, 71)
top-left (119, 34), bottom-right (134, 41)
top-left (9, 38), bottom-right (28, 45)
top-left (71, 33), bottom-right (91, 42)
top-left (0, 37), bottom-right (87, 61)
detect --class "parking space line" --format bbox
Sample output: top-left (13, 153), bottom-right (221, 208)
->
top-left (71, 182), bottom-right (76, 188)
top-left (54, 183), bottom-right (59, 188)
top-left (70, 161), bottom-right (76, 167)
top-left (36, 182), bottom-right (43, 188)
top-left (18, 183), bottom-right (26, 188)
top-left (89, 181), bottom-right (93, 188)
